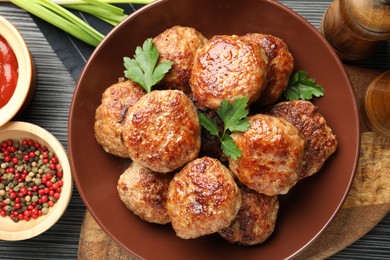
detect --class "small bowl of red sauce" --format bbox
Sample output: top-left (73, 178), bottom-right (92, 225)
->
top-left (0, 121), bottom-right (73, 240)
top-left (0, 15), bottom-right (36, 127)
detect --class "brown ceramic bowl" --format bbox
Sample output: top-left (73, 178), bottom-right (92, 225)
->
top-left (0, 16), bottom-right (36, 127)
top-left (69, 0), bottom-right (360, 259)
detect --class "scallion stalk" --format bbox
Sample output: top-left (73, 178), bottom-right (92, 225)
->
top-left (10, 0), bottom-right (103, 46)
top-left (80, 0), bottom-right (124, 15)
top-left (64, 4), bottom-right (127, 25)
top-left (9, 0), bottom-right (153, 46)
top-left (52, 0), bottom-right (153, 4)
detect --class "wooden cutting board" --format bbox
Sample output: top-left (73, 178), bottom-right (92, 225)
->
top-left (78, 65), bottom-right (390, 259)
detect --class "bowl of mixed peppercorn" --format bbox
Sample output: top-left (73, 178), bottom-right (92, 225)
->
top-left (0, 121), bottom-right (72, 241)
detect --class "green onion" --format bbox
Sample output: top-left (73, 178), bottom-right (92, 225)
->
top-left (10, 0), bottom-right (103, 46)
top-left (52, 0), bottom-right (152, 3)
top-left (63, 4), bottom-right (127, 26)
top-left (9, 0), bottom-right (153, 47)
top-left (79, 0), bottom-right (124, 15)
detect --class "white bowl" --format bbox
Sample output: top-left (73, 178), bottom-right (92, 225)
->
top-left (0, 15), bottom-right (36, 127)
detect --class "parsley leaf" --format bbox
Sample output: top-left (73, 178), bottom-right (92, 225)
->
top-left (123, 38), bottom-right (173, 93)
top-left (221, 135), bottom-right (242, 160)
top-left (199, 97), bottom-right (251, 160)
top-left (284, 70), bottom-right (325, 101)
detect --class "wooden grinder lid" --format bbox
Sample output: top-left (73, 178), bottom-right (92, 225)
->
top-left (346, 0), bottom-right (390, 36)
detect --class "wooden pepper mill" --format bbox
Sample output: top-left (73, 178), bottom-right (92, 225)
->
top-left (364, 70), bottom-right (390, 138)
top-left (321, 0), bottom-right (390, 61)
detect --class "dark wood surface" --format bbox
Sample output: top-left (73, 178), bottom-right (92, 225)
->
top-left (0, 1), bottom-right (389, 259)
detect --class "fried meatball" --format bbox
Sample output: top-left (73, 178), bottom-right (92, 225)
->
top-left (94, 79), bottom-right (145, 158)
top-left (166, 157), bottom-right (242, 239)
top-left (228, 114), bottom-right (305, 196)
top-left (218, 183), bottom-right (279, 246)
top-left (190, 35), bottom-right (268, 110)
top-left (242, 33), bottom-right (294, 106)
top-left (266, 100), bottom-right (338, 179)
top-left (117, 162), bottom-right (172, 224)
top-left (153, 26), bottom-right (207, 94)
top-left (122, 90), bottom-right (201, 173)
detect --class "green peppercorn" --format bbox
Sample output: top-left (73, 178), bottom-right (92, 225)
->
top-left (42, 207), bottom-right (49, 215)
top-left (34, 178), bottom-right (41, 185)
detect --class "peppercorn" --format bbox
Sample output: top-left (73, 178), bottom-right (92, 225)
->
top-left (0, 139), bottom-right (63, 222)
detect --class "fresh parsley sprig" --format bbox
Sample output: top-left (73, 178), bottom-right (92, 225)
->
top-left (199, 97), bottom-right (251, 160)
top-left (124, 38), bottom-right (173, 93)
top-left (284, 70), bottom-right (325, 101)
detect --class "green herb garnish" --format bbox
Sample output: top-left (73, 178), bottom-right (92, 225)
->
top-left (199, 97), bottom-right (251, 160)
top-left (284, 70), bottom-right (325, 101)
top-left (123, 38), bottom-right (173, 93)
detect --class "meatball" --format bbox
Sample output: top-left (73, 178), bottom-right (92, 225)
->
top-left (117, 162), bottom-right (172, 224)
top-left (228, 114), bottom-right (305, 196)
top-left (242, 33), bottom-right (294, 106)
top-left (122, 90), bottom-right (201, 173)
top-left (190, 35), bottom-right (268, 110)
top-left (266, 100), bottom-right (338, 179)
top-left (166, 157), bottom-right (242, 239)
top-left (94, 79), bottom-right (145, 158)
top-left (153, 26), bottom-right (207, 94)
top-left (218, 183), bottom-right (279, 246)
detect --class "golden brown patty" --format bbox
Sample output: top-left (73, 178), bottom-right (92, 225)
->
top-left (94, 79), bottom-right (145, 158)
top-left (166, 157), bottom-right (242, 239)
top-left (229, 114), bottom-right (305, 196)
top-left (117, 162), bottom-right (172, 224)
top-left (242, 33), bottom-right (294, 106)
top-left (122, 90), bottom-right (201, 173)
top-left (266, 100), bottom-right (338, 179)
top-left (190, 35), bottom-right (268, 110)
top-left (218, 183), bottom-right (279, 246)
top-left (153, 25), bottom-right (207, 94)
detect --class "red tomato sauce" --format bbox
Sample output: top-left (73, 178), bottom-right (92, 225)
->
top-left (0, 35), bottom-right (18, 108)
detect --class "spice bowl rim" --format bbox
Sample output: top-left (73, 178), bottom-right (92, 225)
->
top-left (0, 15), bottom-right (36, 128)
top-left (0, 121), bottom-right (73, 241)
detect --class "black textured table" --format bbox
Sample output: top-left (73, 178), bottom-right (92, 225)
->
top-left (0, 1), bottom-right (389, 259)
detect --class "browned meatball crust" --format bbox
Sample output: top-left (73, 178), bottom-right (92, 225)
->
top-left (166, 157), bottom-right (242, 239)
top-left (153, 26), bottom-right (207, 94)
top-left (229, 114), bottom-right (305, 196)
top-left (117, 162), bottom-right (172, 224)
top-left (242, 33), bottom-right (294, 106)
top-left (122, 90), bottom-right (201, 173)
top-left (190, 35), bottom-right (268, 110)
top-left (94, 79), bottom-right (145, 158)
top-left (266, 100), bottom-right (338, 179)
top-left (218, 183), bottom-right (279, 246)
